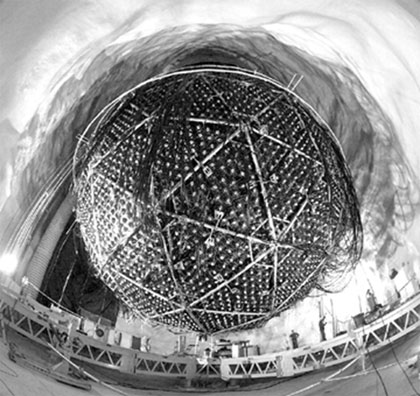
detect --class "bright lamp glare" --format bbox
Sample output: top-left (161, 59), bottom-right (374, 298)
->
top-left (0, 253), bottom-right (18, 276)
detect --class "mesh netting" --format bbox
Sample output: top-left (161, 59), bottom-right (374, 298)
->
top-left (73, 67), bottom-right (362, 334)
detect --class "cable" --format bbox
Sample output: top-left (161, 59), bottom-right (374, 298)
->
top-left (280, 356), bottom-right (360, 396)
top-left (26, 281), bottom-right (82, 319)
top-left (372, 306), bottom-right (420, 396)
top-left (0, 360), bottom-right (18, 377)
top-left (363, 340), bottom-right (390, 396)
top-left (354, 271), bottom-right (390, 396)
top-left (387, 337), bottom-right (420, 396)
top-left (223, 356), bottom-right (362, 395)
top-left (326, 357), bottom-right (414, 381)
top-left (0, 377), bottom-right (16, 396)
top-left (365, 271), bottom-right (420, 396)
top-left (358, 265), bottom-right (420, 396)
top-left (48, 343), bottom-right (130, 396)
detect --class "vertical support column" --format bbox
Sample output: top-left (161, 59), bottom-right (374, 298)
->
top-left (277, 353), bottom-right (294, 377)
top-left (352, 331), bottom-right (366, 372)
top-left (121, 350), bottom-right (137, 373)
top-left (330, 298), bottom-right (337, 337)
top-left (220, 358), bottom-right (230, 381)
top-left (0, 308), bottom-right (6, 342)
top-left (185, 357), bottom-right (197, 387)
top-left (319, 297), bottom-right (324, 318)
top-left (417, 354), bottom-right (420, 381)
top-left (178, 334), bottom-right (186, 353)
top-left (354, 345), bottom-right (367, 372)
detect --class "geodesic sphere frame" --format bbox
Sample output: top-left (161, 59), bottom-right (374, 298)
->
top-left (74, 67), bottom-right (362, 334)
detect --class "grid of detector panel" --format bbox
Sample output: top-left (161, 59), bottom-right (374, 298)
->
top-left (75, 69), bottom-right (361, 334)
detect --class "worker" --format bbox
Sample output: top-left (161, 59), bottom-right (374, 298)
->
top-left (290, 330), bottom-right (300, 349)
top-left (366, 289), bottom-right (377, 312)
top-left (319, 316), bottom-right (327, 341)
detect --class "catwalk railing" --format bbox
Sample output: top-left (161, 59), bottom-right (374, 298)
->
top-left (1, 274), bottom-right (420, 383)
top-left (220, 295), bottom-right (420, 379)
